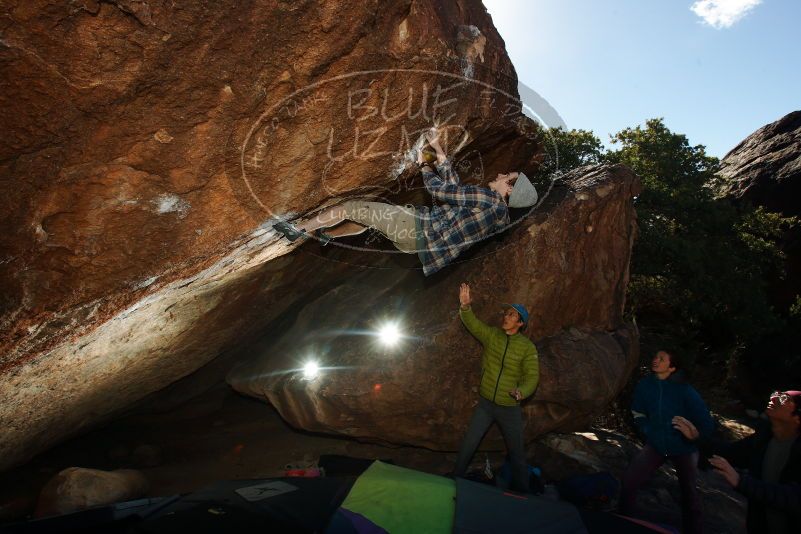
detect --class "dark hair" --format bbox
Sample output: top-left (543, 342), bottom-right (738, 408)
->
top-left (512, 310), bottom-right (526, 332)
top-left (658, 348), bottom-right (682, 372)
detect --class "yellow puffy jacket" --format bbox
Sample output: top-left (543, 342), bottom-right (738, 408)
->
top-left (460, 307), bottom-right (539, 406)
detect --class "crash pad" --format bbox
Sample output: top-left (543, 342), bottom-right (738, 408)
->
top-left (340, 461), bottom-right (455, 534)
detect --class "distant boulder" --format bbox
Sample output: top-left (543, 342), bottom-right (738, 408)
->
top-left (717, 110), bottom-right (801, 311)
top-left (717, 110), bottom-right (801, 216)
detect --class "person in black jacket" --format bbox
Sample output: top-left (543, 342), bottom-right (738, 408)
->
top-left (674, 389), bottom-right (801, 534)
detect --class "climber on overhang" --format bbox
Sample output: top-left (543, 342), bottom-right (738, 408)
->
top-left (273, 127), bottom-right (539, 276)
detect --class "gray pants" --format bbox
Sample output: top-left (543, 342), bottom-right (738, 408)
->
top-left (338, 201), bottom-right (419, 253)
top-left (454, 397), bottom-right (529, 493)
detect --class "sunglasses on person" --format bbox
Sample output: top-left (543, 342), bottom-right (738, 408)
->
top-left (770, 391), bottom-right (792, 404)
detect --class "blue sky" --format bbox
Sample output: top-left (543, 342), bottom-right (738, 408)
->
top-left (483, 0), bottom-right (801, 158)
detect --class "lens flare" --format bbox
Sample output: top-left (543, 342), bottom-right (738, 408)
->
top-left (302, 360), bottom-right (320, 380)
top-left (378, 323), bottom-right (401, 346)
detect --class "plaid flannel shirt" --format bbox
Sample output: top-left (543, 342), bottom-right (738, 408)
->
top-left (417, 159), bottom-right (509, 275)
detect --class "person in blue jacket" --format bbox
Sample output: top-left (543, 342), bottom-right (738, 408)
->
top-left (619, 349), bottom-right (714, 534)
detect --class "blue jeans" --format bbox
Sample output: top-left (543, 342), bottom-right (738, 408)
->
top-left (454, 397), bottom-right (529, 493)
top-left (620, 444), bottom-right (703, 534)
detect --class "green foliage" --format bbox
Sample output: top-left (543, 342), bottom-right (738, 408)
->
top-left (538, 120), bottom-right (794, 360)
top-left (790, 295), bottom-right (801, 318)
top-left (735, 207), bottom-right (793, 276)
top-left (536, 127), bottom-right (604, 177)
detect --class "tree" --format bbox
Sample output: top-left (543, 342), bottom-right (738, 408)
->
top-left (536, 121), bottom-right (790, 366)
top-left (607, 119), bottom-right (785, 355)
top-left (536, 127), bottom-right (604, 178)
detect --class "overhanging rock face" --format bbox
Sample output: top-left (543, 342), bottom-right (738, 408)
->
top-left (1, 0), bottom-right (535, 369)
top-left (0, 0), bottom-right (546, 471)
top-left (228, 164), bottom-right (641, 449)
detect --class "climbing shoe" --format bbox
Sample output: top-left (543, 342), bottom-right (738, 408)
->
top-left (315, 229), bottom-right (333, 246)
top-left (273, 220), bottom-right (307, 242)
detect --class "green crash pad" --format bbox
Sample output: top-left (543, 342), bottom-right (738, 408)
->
top-left (341, 461), bottom-right (455, 534)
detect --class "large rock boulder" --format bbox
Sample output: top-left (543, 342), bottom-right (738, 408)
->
top-left (0, 0), bottom-right (533, 367)
top-left (0, 0), bottom-right (639, 473)
top-left (717, 111), bottom-right (801, 311)
top-left (0, 0), bottom-right (546, 472)
top-left (228, 164), bottom-right (641, 448)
